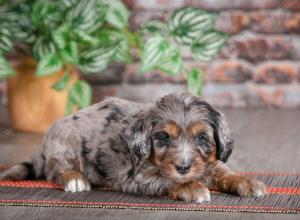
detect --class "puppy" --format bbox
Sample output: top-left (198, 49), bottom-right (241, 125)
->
top-left (0, 92), bottom-right (266, 202)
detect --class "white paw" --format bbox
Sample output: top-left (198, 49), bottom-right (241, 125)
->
top-left (64, 178), bottom-right (91, 193)
top-left (196, 188), bottom-right (211, 203)
top-left (252, 181), bottom-right (267, 197)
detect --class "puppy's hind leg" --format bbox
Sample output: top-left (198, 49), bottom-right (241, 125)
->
top-left (45, 157), bottom-right (91, 193)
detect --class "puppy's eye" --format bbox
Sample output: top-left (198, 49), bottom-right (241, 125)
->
top-left (196, 134), bottom-right (207, 146)
top-left (154, 132), bottom-right (170, 144)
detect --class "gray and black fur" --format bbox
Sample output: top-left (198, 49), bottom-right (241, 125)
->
top-left (0, 92), bottom-right (266, 202)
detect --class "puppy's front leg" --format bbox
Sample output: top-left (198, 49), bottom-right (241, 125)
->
top-left (169, 181), bottom-right (210, 203)
top-left (207, 161), bottom-right (267, 197)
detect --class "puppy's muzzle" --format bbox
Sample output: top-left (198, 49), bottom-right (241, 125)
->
top-left (175, 164), bottom-right (191, 175)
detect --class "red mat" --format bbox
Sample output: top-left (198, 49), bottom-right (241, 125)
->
top-left (0, 172), bottom-right (299, 213)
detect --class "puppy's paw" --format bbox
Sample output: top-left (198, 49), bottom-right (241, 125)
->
top-left (221, 175), bottom-right (267, 197)
top-left (170, 182), bottom-right (210, 203)
top-left (63, 170), bottom-right (91, 193)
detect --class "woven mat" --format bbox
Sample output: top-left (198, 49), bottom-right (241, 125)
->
top-left (0, 172), bottom-right (299, 214)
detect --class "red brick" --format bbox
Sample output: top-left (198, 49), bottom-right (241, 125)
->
top-left (123, 63), bottom-right (186, 84)
top-left (208, 60), bottom-right (253, 83)
top-left (254, 62), bottom-right (298, 84)
top-left (220, 35), bottom-right (292, 62)
top-left (185, 0), bottom-right (278, 11)
top-left (298, 66), bottom-right (300, 82)
top-left (253, 84), bottom-right (300, 108)
top-left (291, 36), bottom-right (300, 59)
top-left (203, 83), bottom-right (254, 107)
top-left (215, 12), bottom-right (249, 34)
top-left (130, 11), bottom-right (169, 30)
top-left (249, 11), bottom-right (300, 34)
top-left (285, 14), bottom-right (300, 33)
top-left (281, 0), bottom-right (300, 10)
top-left (123, 0), bottom-right (135, 9)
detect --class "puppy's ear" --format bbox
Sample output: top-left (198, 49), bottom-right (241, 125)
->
top-left (125, 112), bottom-right (152, 167)
top-left (183, 93), bottom-right (234, 162)
top-left (213, 110), bottom-right (234, 162)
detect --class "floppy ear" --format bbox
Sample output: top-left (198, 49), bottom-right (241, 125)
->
top-left (125, 111), bottom-right (152, 167)
top-left (182, 93), bottom-right (234, 163)
top-left (213, 110), bottom-right (234, 163)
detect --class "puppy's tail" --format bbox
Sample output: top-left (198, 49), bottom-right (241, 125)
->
top-left (0, 152), bottom-right (45, 180)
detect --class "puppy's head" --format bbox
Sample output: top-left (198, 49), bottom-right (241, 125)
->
top-left (128, 92), bottom-right (234, 183)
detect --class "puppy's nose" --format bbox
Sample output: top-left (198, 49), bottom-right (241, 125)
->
top-left (175, 164), bottom-right (191, 175)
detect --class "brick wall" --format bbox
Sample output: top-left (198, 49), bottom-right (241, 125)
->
top-left (1, 0), bottom-right (300, 108)
top-left (0, 81), bottom-right (6, 106)
top-left (103, 0), bottom-right (300, 108)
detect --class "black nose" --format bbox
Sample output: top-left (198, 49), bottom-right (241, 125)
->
top-left (175, 164), bottom-right (191, 175)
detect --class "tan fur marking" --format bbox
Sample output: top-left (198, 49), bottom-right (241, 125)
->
top-left (188, 122), bottom-right (206, 136)
top-left (207, 146), bottom-right (217, 163)
top-left (163, 122), bottom-right (180, 138)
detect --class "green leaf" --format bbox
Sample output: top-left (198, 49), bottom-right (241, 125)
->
top-left (52, 25), bottom-right (69, 49)
top-left (66, 0), bottom-right (102, 34)
top-left (0, 54), bottom-right (15, 79)
top-left (31, 0), bottom-right (61, 27)
top-left (33, 37), bottom-right (57, 59)
top-left (61, 41), bottom-right (78, 64)
top-left (65, 94), bottom-right (74, 115)
top-left (52, 72), bottom-right (71, 91)
top-left (97, 29), bottom-right (124, 45)
top-left (140, 36), bottom-right (170, 73)
top-left (169, 7), bottom-right (216, 45)
top-left (141, 20), bottom-right (169, 36)
top-left (157, 46), bottom-right (183, 75)
top-left (79, 46), bottom-right (115, 74)
top-left (74, 29), bottom-right (99, 45)
top-left (0, 28), bottom-right (13, 53)
top-left (192, 31), bottom-right (228, 62)
top-left (68, 80), bottom-right (92, 109)
top-left (113, 39), bottom-right (133, 64)
top-left (105, 0), bottom-right (130, 29)
top-left (187, 68), bottom-right (203, 96)
top-left (36, 53), bottom-right (63, 77)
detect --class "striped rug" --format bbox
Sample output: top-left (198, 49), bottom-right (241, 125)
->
top-left (0, 172), bottom-right (299, 214)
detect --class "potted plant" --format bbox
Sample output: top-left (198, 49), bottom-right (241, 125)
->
top-left (0, 0), bottom-right (227, 133)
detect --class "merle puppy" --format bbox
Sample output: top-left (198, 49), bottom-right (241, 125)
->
top-left (0, 92), bottom-right (266, 203)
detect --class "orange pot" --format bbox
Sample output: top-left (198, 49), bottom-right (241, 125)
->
top-left (7, 58), bottom-right (78, 133)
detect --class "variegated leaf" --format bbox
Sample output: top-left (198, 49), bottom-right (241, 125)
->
top-left (157, 46), bottom-right (183, 75)
top-left (141, 20), bottom-right (169, 36)
top-left (192, 31), bottom-right (227, 62)
top-left (0, 28), bottom-right (13, 53)
top-left (61, 41), bottom-right (78, 64)
top-left (68, 80), bottom-right (92, 109)
top-left (187, 68), bottom-right (202, 96)
top-left (169, 7), bottom-right (216, 45)
top-left (79, 46), bottom-right (115, 74)
top-left (0, 54), bottom-right (15, 79)
top-left (140, 35), bottom-right (170, 73)
top-left (36, 53), bottom-right (63, 76)
top-left (104, 0), bottom-right (129, 29)
top-left (33, 37), bottom-right (57, 59)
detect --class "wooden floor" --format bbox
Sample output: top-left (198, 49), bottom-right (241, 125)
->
top-left (0, 106), bottom-right (299, 219)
